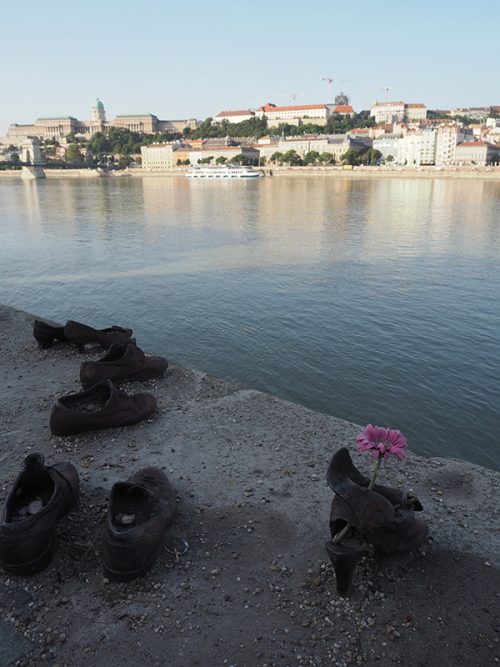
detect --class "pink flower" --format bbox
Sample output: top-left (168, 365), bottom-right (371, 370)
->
top-left (356, 424), bottom-right (407, 460)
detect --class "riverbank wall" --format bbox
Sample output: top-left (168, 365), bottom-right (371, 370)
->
top-left (1, 165), bottom-right (500, 180)
top-left (0, 304), bottom-right (498, 666)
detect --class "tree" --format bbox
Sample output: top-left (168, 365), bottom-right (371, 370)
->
top-left (319, 152), bottom-right (334, 164)
top-left (10, 153), bottom-right (20, 164)
top-left (364, 148), bottom-right (382, 165)
top-left (118, 155), bottom-right (132, 168)
top-left (65, 143), bottom-right (84, 164)
top-left (215, 156), bottom-right (227, 164)
top-left (282, 150), bottom-right (302, 166)
top-left (88, 132), bottom-right (112, 155)
top-left (386, 155), bottom-right (394, 163)
top-left (270, 152), bottom-right (284, 165)
top-left (303, 150), bottom-right (320, 165)
top-left (340, 148), bottom-right (359, 165)
top-left (191, 115), bottom-right (268, 140)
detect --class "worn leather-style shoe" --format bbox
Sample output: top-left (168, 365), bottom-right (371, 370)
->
top-left (64, 320), bottom-right (133, 352)
top-left (327, 447), bottom-right (422, 509)
top-left (49, 379), bottom-right (156, 436)
top-left (80, 342), bottom-right (168, 388)
top-left (103, 467), bottom-right (177, 582)
top-left (33, 319), bottom-right (67, 349)
top-left (326, 448), bottom-right (427, 555)
top-left (0, 453), bottom-right (79, 575)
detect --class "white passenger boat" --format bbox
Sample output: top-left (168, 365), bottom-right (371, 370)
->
top-left (187, 164), bottom-right (260, 179)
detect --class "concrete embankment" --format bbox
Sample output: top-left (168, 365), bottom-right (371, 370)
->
top-left (0, 304), bottom-right (498, 666)
top-left (1, 166), bottom-right (500, 180)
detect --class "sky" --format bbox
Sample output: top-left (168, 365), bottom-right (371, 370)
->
top-left (2, 0), bottom-right (499, 135)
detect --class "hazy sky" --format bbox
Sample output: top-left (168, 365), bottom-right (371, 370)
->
top-left (2, 0), bottom-right (499, 134)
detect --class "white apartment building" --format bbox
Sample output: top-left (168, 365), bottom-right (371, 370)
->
top-left (372, 135), bottom-right (401, 162)
top-left (435, 125), bottom-right (470, 166)
top-left (141, 144), bottom-right (176, 169)
top-left (404, 103), bottom-right (427, 122)
top-left (374, 130), bottom-right (436, 165)
top-left (370, 101), bottom-right (405, 124)
top-left (370, 101), bottom-right (427, 124)
top-left (213, 109), bottom-right (255, 124)
top-left (256, 103), bottom-right (332, 125)
top-left (455, 141), bottom-right (500, 166)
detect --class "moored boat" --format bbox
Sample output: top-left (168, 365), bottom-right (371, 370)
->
top-left (187, 164), bottom-right (260, 179)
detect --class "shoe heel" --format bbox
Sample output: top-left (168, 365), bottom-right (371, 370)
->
top-left (1, 538), bottom-right (55, 576)
top-left (325, 541), bottom-right (366, 596)
top-left (34, 335), bottom-right (55, 349)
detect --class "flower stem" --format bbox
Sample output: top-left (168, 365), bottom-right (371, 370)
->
top-left (332, 521), bottom-right (350, 544)
top-left (368, 454), bottom-right (383, 490)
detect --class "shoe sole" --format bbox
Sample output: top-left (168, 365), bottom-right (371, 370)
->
top-left (103, 540), bottom-right (165, 583)
top-left (0, 536), bottom-right (55, 576)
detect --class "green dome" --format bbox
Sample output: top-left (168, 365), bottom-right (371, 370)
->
top-left (95, 98), bottom-right (104, 110)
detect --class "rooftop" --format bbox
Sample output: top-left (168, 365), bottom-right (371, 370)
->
top-left (36, 116), bottom-right (77, 121)
top-left (216, 110), bottom-right (255, 117)
top-left (115, 114), bottom-right (158, 119)
top-left (372, 101), bottom-right (405, 107)
top-left (257, 103), bottom-right (328, 113)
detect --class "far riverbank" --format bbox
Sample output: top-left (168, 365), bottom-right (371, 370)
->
top-left (1, 165), bottom-right (500, 179)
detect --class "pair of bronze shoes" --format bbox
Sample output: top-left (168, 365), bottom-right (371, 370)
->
top-left (50, 340), bottom-right (169, 436)
top-left (325, 448), bottom-right (428, 595)
top-left (34, 318), bottom-right (168, 436)
top-left (33, 319), bottom-right (133, 352)
top-left (0, 454), bottom-right (177, 582)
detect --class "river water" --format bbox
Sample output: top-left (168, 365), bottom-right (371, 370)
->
top-left (0, 175), bottom-right (499, 470)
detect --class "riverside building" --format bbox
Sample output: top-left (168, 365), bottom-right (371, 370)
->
top-left (370, 101), bottom-right (427, 124)
top-left (7, 100), bottom-right (197, 143)
top-left (255, 103), bottom-right (334, 127)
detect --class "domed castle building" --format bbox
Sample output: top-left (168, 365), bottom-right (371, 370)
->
top-left (6, 100), bottom-right (197, 143)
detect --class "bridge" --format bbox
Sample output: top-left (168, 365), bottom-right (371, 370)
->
top-left (4, 138), bottom-right (47, 179)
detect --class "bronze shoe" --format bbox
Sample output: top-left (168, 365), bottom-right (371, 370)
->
top-left (327, 447), bottom-right (422, 508)
top-left (103, 467), bottom-right (177, 582)
top-left (33, 319), bottom-right (67, 349)
top-left (64, 320), bottom-right (133, 352)
top-left (327, 448), bottom-right (427, 555)
top-left (80, 342), bottom-right (168, 388)
top-left (0, 453), bottom-right (79, 575)
top-left (49, 379), bottom-right (156, 436)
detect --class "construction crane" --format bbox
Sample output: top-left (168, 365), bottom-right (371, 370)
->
top-left (366, 86), bottom-right (395, 102)
top-left (322, 77), bottom-right (333, 103)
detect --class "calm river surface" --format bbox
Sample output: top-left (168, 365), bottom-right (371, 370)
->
top-left (1, 176), bottom-right (499, 470)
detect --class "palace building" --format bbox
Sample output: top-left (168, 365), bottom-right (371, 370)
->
top-left (6, 100), bottom-right (197, 143)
